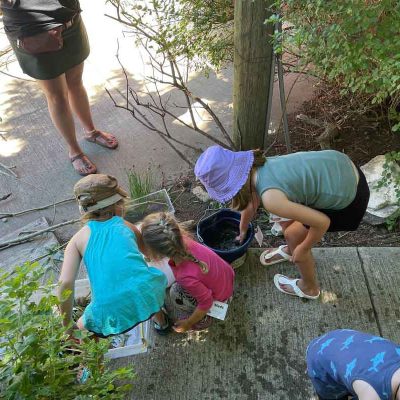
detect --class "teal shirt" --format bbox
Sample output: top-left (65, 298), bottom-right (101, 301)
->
top-left (255, 150), bottom-right (357, 210)
top-left (82, 216), bottom-right (167, 336)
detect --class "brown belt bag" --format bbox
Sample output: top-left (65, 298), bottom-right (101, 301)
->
top-left (17, 26), bottom-right (65, 55)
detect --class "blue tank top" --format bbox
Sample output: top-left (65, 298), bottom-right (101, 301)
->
top-left (82, 216), bottom-right (167, 336)
top-left (307, 329), bottom-right (400, 399)
top-left (255, 150), bottom-right (357, 210)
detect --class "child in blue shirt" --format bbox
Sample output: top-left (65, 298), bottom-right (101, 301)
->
top-left (307, 329), bottom-right (400, 400)
top-left (58, 174), bottom-right (169, 337)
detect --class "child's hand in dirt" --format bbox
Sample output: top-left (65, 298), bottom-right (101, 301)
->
top-left (173, 319), bottom-right (192, 333)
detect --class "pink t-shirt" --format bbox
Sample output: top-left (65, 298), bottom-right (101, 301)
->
top-left (168, 239), bottom-right (235, 311)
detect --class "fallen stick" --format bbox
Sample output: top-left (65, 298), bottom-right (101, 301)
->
top-left (0, 218), bottom-right (80, 250)
top-left (295, 114), bottom-right (339, 149)
top-left (0, 197), bottom-right (75, 218)
top-left (0, 193), bottom-right (12, 201)
top-left (0, 162), bottom-right (18, 178)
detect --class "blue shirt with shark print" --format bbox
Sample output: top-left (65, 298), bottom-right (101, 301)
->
top-left (307, 329), bottom-right (400, 399)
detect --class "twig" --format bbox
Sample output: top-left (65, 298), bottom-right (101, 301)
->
top-left (106, 87), bottom-right (194, 166)
top-left (171, 189), bottom-right (185, 205)
top-left (337, 231), bottom-right (351, 239)
top-left (295, 114), bottom-right (339, 149)
top-left (31, 242), bottom-right (68, 264)
top-left (0, 193), bottom-right (11, 201)
top-left (126, 200), bottom-right (167, 208)
top-left (0, 162), bottom-right (18, 178)
top-left (0, 219), bottom-right (80, 250)
top-left (0, 197), bottom-right (75, 218)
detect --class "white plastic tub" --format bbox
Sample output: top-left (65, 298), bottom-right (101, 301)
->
top-left (74, 279), bottom-right (150, 359)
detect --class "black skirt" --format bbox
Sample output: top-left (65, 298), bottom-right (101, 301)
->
top-left (305, 167), bottom-right (370, 232)
top-left (8, 14), bottom-right (90, 80)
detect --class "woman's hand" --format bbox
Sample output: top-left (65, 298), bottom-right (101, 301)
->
top-left (173, 319), bottom-right (192, 333)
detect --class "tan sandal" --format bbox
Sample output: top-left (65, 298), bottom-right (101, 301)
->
top-left (70, 153), bottom-right (97, 176)
top-left (84, 129), bottom-right (118, 149)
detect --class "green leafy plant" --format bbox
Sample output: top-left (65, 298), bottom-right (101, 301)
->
top-left (374, 151), bottom-right (400, 231)
top-left (271, 1), bottom-right (400, 132)
top-left (107, 0), bottom-right (234, 73)
top-left (127, 167), bottom-right (154, 200)
top-left (277, 1), bottom-right (400, 104)
top-left (0, 262), bottom-right (134, 399)
top-left (375, 152), bottom-right (400, 194)
top-left (385, 208), bottom-right (400, 231)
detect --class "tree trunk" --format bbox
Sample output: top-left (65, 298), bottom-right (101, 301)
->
top-left (233, 0), bottom-right (274, 150)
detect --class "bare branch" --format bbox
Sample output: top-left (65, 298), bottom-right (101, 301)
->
top-left (0, 219), bottom-right (80, 250)
top-left (0, 197), bottom-right (75, 219)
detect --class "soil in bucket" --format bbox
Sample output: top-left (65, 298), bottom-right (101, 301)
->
top-left (203, 220), bottom-right (241, 251)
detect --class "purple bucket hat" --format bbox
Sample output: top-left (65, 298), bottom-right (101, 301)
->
top-left (194, 145), bottom-right (254, 203)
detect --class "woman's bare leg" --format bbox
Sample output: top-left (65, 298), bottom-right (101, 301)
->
top-left (65, 63), bottom-right (117, 147)
top-left (37, 75), bottom-right (96, 175)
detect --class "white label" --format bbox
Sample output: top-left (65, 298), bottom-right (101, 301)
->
top-left (207, 300), bottom-right (229, 321)
top-left (254, 225), bottom-right (264, 247)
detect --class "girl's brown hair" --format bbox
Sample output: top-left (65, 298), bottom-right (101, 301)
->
top-left (230, 149), bottom-right (266, 211)
top-left (141, 212), bottom-right (209, 274)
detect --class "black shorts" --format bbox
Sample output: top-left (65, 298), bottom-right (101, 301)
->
top-left (307, 166), bottom-right (370, 232)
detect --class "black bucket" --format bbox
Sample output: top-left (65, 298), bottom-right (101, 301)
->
top-left (197, 209), bottom-right (254, 263)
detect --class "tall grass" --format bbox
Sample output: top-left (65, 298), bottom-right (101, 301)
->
top-left (126, 168), bottom-right (154, 199)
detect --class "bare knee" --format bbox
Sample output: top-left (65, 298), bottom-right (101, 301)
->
top-left (45, 90), bottom-right (69, 109)
top-left (284, 221), bottom-right (308, 245)
top-left (66, 77), bottom-right (85, 93)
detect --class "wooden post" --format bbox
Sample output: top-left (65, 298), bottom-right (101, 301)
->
top-left (233, 0), bottom-right (274, 150)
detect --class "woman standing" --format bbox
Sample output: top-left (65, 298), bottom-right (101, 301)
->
top-left (1, 0), bottom-right (118, 175)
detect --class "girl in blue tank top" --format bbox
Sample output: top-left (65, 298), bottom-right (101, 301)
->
top-left (307, 329), bottom-right (400, 400)
top-left (58, 174), bottom-right (169, 337)
top-left (194, 146), bottom-right (370, 301)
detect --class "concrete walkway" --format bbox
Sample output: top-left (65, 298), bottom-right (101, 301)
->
top-left (114, 247), bottom-right (400, 400)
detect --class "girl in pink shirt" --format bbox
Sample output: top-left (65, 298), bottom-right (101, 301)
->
top-left (141, 212), bottom-right (235, 333)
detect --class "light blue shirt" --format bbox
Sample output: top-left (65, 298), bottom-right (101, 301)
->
top-left (82, 216), bottom-right (167, 336)
top-left (255, 150), bottom-right (357, 210)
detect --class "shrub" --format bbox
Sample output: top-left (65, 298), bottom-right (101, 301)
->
top-left (0, 262), bottom-right (134, 400)
top-left (278, 1), bottom-right (400, 107)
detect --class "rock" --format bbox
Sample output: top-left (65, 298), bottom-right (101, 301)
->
top-left (192, 186), bottom-right (210, 202)
top-left (360, 155), bottom-right (400, 220)
top-left (362, 212), bottom-right (386, 226)
top-left (1, 218), bottom-right (7, 223)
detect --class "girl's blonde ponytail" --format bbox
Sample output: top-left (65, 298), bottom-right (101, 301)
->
top-left (141, 212), bottom-right (209, 274)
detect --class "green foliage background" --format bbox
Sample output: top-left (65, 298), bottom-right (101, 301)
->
top-left (108, 0), bottom-right (234, 72)
top-left (0, 262), bottom-right (134, 399)
top-left (279, 1), bottom-right (400, 109)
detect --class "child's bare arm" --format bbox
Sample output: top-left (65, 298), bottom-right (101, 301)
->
top-left (239, 191), bottom-right (260, 242)
top-left (262, 189), bottom-right (330, 247)
top-left (174, 307), bottom-right (208, 333)
top-left (174, 278), bottom-right (213, 332)
top-left (58, 236), bottom-right (82, 328)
